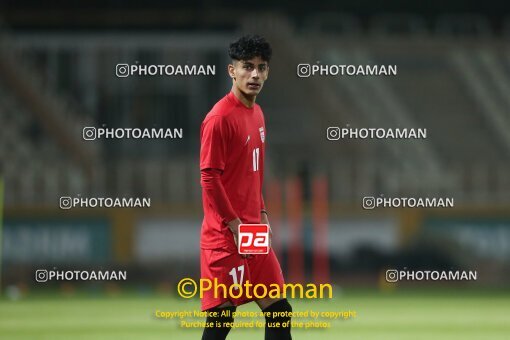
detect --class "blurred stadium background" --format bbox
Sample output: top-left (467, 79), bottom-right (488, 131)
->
top-left (0, 1), bottom-right (509, 339)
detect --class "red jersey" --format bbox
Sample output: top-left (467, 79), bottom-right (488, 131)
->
top-left (200, 91), bottom-right (266, 251)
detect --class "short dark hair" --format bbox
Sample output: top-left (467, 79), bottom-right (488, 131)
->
top-left (228, 35), bottom-right (272, 63)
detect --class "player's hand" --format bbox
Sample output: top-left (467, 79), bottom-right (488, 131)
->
top-left (227, 218), bottom-right (249, 258)
top-left (261, 212), bottom-right (272, 249)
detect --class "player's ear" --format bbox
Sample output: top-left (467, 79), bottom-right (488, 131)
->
top-left (227, 63), bottom-right (236, 80)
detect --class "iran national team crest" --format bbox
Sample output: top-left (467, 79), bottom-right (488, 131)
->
top-left (259, 127), bottom-right (265, 143)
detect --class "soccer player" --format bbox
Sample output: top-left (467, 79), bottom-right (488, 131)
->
top-left (199, 35), bottom-right (292, 340)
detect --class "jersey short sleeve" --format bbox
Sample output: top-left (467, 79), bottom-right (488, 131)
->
top-left (200, 115), bottom-right (230, 171)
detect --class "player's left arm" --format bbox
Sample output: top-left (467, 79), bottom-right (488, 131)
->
top-left (261, 206), bottom-right (272, 248)
top-left (259, 116), bottom-right (272, 244)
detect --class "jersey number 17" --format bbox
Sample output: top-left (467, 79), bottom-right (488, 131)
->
top-left (252, 148), bottom-right (260, 172)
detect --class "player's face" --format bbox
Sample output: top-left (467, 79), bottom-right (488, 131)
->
top-left (229, 57), bottom-right (269, 97)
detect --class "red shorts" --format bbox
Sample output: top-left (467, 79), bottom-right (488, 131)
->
top-left (200, 248), bottom-right (285, 311)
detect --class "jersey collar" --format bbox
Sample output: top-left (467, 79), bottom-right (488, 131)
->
top-left (228, 91), bottom-right (255, 110)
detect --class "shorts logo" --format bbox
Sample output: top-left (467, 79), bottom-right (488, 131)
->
top-left (259, 127), bottom-right (265, 143)
top-left (238, 224), bottom-right (270, 254)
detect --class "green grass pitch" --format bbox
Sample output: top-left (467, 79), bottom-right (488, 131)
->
top-left (1, 289), bottom-right (509, 339)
